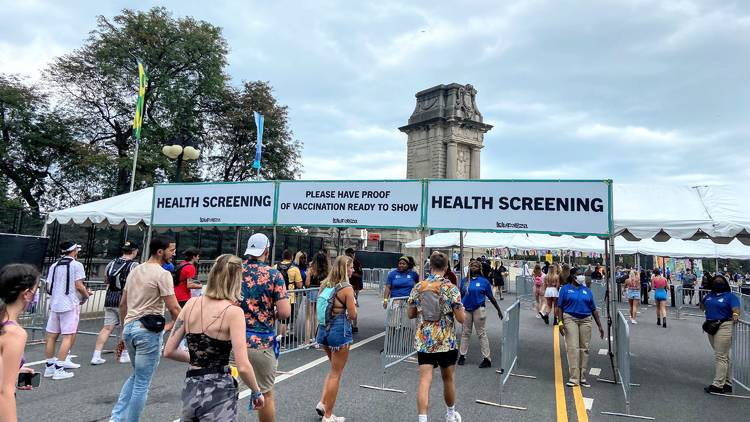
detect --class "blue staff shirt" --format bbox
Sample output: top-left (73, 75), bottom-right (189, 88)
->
top-left (703, 292), bottom-right (740, 321)
top-left (460, 275), bottom-right (493, 312)
top-left (387, 269), bottom-right (419, 299)
top-left (557, 284), bottom-right (596, 319)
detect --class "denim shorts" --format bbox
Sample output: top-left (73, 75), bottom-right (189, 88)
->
top-left (316, 314), bottom-right (352, 350)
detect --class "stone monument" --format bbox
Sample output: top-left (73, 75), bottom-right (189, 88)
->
top-left (399, 83), bottom-right (492, 179)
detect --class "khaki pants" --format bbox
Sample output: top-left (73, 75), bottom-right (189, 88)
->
top-left (460, 307), bottom-right (490, 359)
top-left (563, 313), bottom-right (592, 384)
top-left (708, 321), bottom-right (733, 388)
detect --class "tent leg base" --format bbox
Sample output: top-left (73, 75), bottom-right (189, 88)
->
top-left (476, 399), bottom-right (527, 411)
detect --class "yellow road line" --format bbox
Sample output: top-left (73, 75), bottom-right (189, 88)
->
top-left (572, 385), bottom-right (589, 422)
top-left (553, 325), bottom-right (568, 422)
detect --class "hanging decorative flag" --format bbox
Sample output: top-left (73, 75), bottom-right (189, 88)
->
top-left (252, 112), bottom-right (264, 170)
top-left (132, 59), bottom-right (148, 140)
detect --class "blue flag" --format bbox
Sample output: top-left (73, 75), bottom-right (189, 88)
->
top-left (252, 112), bottom-right (264, 170)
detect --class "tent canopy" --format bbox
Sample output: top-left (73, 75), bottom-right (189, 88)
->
top-left (405, 232), bottom-right (750, 259)
top-left (46, 187), bottom-right (153, 227)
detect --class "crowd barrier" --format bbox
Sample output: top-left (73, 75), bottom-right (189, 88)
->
top-left (476, 300), bottom-right (533, 411)
top-left (362, 268), bottom-right (390, 296)
top-left (17, 279), bottom-right (49, 344)
top-left (674, 286), bottom-right (709, 319)
top-left (513, 276), bottom-right (535, 310)
top-left (601, 311), bottom-right (653, 420)
top-left (360, 296), bottom-right (417, 393)
top-left (732, 319), bottom-right (750, 393)
top-left (275, 287), bottom-right (319, 355)
top-left (590, 281), bottom-right (607, 306)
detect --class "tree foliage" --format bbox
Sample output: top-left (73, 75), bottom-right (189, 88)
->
top-left (207, 81), bottom-right (302, 181)
top-left (0, 74), bottom-right (107, 215)
top-left (45, 7), bottom-right (229, 194)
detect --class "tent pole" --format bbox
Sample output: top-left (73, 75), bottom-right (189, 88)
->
top-left (419, 229), bottom-right (426, 280)
top-left (271, 226), bottom-right (278, 264)
top-left (143, 226), bottom-right (152, 263)
top-left (606, 236), bottom-right (617, 382)
top-left (41, 222), bottom-right (47, 237)
top-left (235, 227), bottom-right (241, 256)
top-left (459, 231), bottom-right (465, 275)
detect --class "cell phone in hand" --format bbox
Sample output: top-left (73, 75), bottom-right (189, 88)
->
top-left (17, 372), bottom-right (41, 388)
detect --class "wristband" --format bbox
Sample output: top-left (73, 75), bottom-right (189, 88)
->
top-left (383, 299), bottom-right (388, 303)
top-left (558, 321), bottom-right (564, 326)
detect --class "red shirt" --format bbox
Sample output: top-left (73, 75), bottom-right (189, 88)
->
top-left (174, 261), bottom-right (197, 302)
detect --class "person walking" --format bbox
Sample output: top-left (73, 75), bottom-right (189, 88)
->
top-left (640, 269), bottom-right (651, 306)
top-left (652, 269), bottom-right (669, 327)
top-left (682, 268), bottom-right (697, 305)
top-left (408, 252), bottom-right (465, 422)
top-left (532, 264), bottom-right (545, 319)
top-left (0, 264), bottom-right (41, 421)
top-left (314, 255), bottom-right (357, 422)
top-left (491, 261), bottom-right (508, 300)
top-left (556, 268), bottom-right (605, 388)
top-left (384, 256), bottom-right (420, 308)
top-left (344, 248), bottom-right (363, 333)
top-left (625, 270), bottom-right (641, 324)
top-left (701, 275), bottom-right (741, 394)
top-left (240, 233), bottom-right (291, 422)
top-left (109, 236), bottom-right (182, 422)
top-left (174, 248), bottom-right (202, 308)
top-left (44, 240), bottom-right (90, 380)
top-left (164, 254), bottom-right (265, 420)
top-left (457, 260), bottom-right (503, 368)
top-left (306, 251), bottom-right (330, 347)
top-left (91, 241), bottom-right (139, 365)
top-left (540, 264), bottom-right (561, 325)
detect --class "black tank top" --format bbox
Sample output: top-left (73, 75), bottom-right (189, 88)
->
top-left (185, 298), bottom-right (233, 369)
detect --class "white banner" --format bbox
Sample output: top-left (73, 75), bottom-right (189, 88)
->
top-left (152, 182), bottom-right (275, 227)
top-left (276, 181), bottom-right (423, 228)
top-left (427, 180), bottom-right (611, 235)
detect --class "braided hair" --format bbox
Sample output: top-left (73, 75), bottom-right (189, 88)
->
top-left (0, 264), bottom-right (40, 335)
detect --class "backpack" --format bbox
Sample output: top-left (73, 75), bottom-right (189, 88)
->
top-left (417, 278), bottom-right (445, 322)
top-left (106, 258), bottom-right (135, 292)
top-left (277, 262), bottom-right (293, 286)
top-left (172, 262), bottom-right (191, 288)
top-left (317, 283), bottom-right (347, 327)
top-left (46, 257), bottom-right (74, 296)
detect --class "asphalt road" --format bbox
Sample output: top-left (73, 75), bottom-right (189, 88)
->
top-left (15, 291), bottom-right (750, 421)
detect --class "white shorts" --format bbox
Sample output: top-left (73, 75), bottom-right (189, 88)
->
top-left (46, 306), bottom-right (80, 335)
top-left (544, 287), bottom-right (559, 298)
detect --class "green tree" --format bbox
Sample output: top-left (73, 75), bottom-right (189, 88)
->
top-left (0, 74), bottom-right (106, 214)
top-left (207, 81), bottom-right (302, 181)
top-left (45, 7), bottom-right (229, 194)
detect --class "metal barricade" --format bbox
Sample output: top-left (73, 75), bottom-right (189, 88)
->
top-left (275, 287), bottom-right (319, 355)
top-left (675, 286), bottom-right (709, 319)
top-left (360, 296), bottom-right (417, 393)
top-left (18, 279), bottom-right (49, 344)
top-left (739, 294), bottom-right (750, 321)
top-left (732, 319), bottom-right (750, 392)
top-left (590, 281), bottom-right (607, 305)
top-left (601, 311), bottom-right (653, 420)
top-left (476, 300), bottom-right (532, 411)
top-left (76, 281), bottom-right (109, 336)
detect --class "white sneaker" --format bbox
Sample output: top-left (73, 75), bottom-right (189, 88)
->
top-left (631, 319), bottom-right (638, 325)
top-left (58, 358), bottom-right (81, 369)
top-left (52, 367), bottom-right (75, 380)
top-left (446, 411), bottom-right (462, 422)
top-left (43, 365), bottom-right (56, 378)
top-left (316, 402), bottom-right (325, 417)
top-left (91, 357), bottom-right (106, 365)
top-left (119, 350), bottom-right (131, 364)
top-left (322, 415), bottom-right (345, 422)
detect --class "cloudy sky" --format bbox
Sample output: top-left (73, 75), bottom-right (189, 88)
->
top-left (2, 0), bottom-right (748, 185)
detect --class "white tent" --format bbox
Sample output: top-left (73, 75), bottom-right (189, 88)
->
top-left (405, 232), bottom-right (750, 259)
top-left (695, 184), bottom-right (750, 239)
top-left (46, 187), bottom-right (153, 227)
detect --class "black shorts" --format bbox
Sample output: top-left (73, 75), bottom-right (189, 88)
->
top-left (417, 350), bottom-right (459, 368)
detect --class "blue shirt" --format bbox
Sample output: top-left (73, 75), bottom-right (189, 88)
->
top-left (162, 262), bottom-right (175, 272)
top-left (703, 292), bottom-right (740, 321)
top-left (387, 269), bottom-right (419, 298)
top-left (557, 284), bottom-right (596, 319)
top-left (460, 276), bottom-right (493, 312)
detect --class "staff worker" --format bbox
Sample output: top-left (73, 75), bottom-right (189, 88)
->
top-left (556, 268), bottom-right (604, 387)
top-left (457, 260), bottom-right (503, 368)
top-left (701, 275), bottom-right (741, 394)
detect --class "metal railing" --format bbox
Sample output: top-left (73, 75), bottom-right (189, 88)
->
top-left (360, 296), bottom-right (417, 393)
top-left (675, 286), bottom-right (711, 319)
top-left (275, 287), bottom-right (320, 355)
top-left (362, 268), bottom-right (391, 296)
top-left (476, 300), bottom-right (532, 411)
top-left (601, 311), bottom-right (653, 420)
top-left (17, 280), bottom-right (49, 344)
top-left (732, 319), bottom-right (750, 392)
top-left (590, 281), bottom-right (607, 305)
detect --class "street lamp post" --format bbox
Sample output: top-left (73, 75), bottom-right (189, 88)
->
top-left (162, 133), bottom-right (200, 182)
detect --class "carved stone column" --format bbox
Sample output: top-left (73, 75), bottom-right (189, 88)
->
top-left (470, 147), bottom-right (481, 179)
top-left (446, 141), bottom-right (458, 178)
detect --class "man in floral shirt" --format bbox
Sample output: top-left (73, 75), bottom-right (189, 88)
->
top-left (408, 252), bottom-right (465, 422)
top-left (240, 233), bottom-right (290, 422)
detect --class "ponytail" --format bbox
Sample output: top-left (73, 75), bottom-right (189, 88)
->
top-left (0, 297), bottom-right (6, 335)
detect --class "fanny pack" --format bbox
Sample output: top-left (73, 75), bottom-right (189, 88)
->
top-left (702, 319), bottom-right (729, 335)
top-left (247, 329), bottom-right (280, 359)
top-left (139, 314), bottom-right (166, 332)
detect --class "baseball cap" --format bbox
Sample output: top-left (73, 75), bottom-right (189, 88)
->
top-left (60, 240), bottom-right (82, 253)
top-left (245, 233), bottom-right (270, 257)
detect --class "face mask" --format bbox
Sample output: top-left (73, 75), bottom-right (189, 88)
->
top-left (711, 283), bottom-right (727, 293)
top-left (576, 275), bottom-right (585, 284)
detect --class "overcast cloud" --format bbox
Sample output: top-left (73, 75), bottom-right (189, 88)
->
top-left (2, 0), bottom-right (748, 185)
